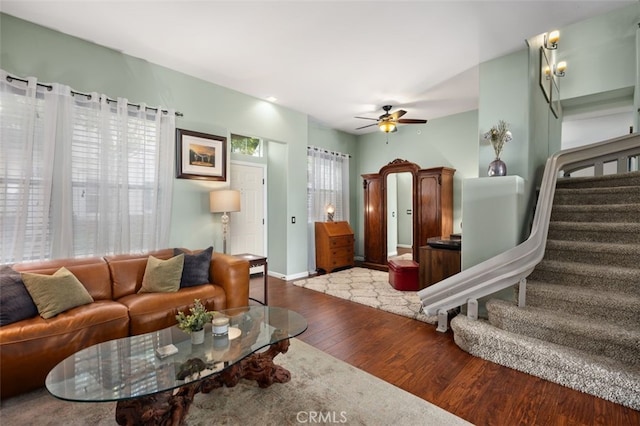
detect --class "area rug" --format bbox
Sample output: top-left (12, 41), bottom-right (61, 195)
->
top-left (293, 267), bottom-right (437, 324)
top-left (0, 339), bottom-right (469, 425)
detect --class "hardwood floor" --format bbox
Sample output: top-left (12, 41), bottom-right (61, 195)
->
top-left (249, 274), bottom-right (639, 426)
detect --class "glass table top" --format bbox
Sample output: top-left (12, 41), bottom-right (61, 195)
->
top-left (45, 306), bottom-right (307, 402)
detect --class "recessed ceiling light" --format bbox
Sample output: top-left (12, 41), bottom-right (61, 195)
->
top-left (266, 96), bottom-right (277, 102)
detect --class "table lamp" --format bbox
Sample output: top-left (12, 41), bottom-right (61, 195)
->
top-left (209, 190), bottom-right (241, 254)
top-left (326, 203), bottom-right (335, 222)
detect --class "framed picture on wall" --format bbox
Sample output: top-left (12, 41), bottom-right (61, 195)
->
top-left (176, 129), bottom-right (227, 181)
top-left (539, 47), bottom-right (551, 103)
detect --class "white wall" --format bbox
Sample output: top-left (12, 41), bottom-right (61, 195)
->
top-left (562, 107), bottom-right (634, 150)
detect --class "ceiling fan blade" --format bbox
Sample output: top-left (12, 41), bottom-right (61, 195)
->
top-left (390, 110), bottom-right (407, 120)
top-left (397, 118), bottom-right (428, 124)
top-left (354, 116), bottom-right (379, 121)
top-left (355, 123), bottom-right (378, 130)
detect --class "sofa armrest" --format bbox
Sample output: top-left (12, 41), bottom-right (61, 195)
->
top-left (210, 252), bottom-right (249, 309)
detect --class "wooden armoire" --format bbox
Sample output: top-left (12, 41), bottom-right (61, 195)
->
top-left (362, 159), bottom-right (455, 270)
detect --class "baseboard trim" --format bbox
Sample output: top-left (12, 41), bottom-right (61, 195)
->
top-left (268, 270), bottom-right (309, 281)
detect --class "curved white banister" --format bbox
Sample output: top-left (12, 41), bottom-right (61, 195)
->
top-left (418, 133), bottom-right (640, 325)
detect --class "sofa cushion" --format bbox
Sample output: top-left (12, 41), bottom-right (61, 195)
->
top-left (11, 257), bottom-right (113, 301)
top-left (21, 267), bottom-right (94, 319)
top-left (0, 266), bottom-right (38, 326)
top-left (105, 249), bottom-right (175, 299)
top-left (174, 246), bottom-right (213, 287)
top-left (138, 254), bottom-right (184, 294)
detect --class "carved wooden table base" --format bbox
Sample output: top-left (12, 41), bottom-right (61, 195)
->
top-left (115, 338), bottom-right (291, 426)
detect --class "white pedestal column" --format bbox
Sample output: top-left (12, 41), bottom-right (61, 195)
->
top-left (461, 175), bottom-right (526, 317)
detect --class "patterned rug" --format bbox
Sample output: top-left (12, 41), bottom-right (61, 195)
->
top-left (292, 267), bottom-right (437, 324)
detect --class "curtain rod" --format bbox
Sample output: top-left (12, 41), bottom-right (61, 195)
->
top-left (308, 145), bottom-right (351, 158)
top-left (5, 74), bottom-right (184, 117)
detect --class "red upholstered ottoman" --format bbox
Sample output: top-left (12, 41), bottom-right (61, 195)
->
top-left (388, 259), bottom-right (419, 291)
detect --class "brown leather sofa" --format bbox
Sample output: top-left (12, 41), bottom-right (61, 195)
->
top-left (0, 248), bottom-right (249, 399)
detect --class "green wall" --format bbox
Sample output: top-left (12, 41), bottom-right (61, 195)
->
top-left (354, 110), bottom-right (479, 257)
top-left (479, 50), bottom-right (531, 181)
top-left (2, 2), bottom-right (637, 278)
top-left (267, 141), bottom-right (289, 276)
top-left (558, 4), bottom-right (639, 103)
top-left (0, 13), bottom-right (310, 277)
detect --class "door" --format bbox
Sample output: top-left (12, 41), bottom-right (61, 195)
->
top-left (362, 174), bottom-right (385, 266)
top-left (230, 162), bottom-right (266, 274)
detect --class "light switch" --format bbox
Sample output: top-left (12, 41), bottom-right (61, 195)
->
top-left (291, 216), bottom-right (296, 224)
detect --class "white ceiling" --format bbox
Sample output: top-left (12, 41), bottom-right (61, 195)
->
top-left (1, 1), bottom-right (634, 135)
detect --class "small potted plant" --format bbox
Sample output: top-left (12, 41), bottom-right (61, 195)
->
top-left (176, 299), bottom-right (213, 344)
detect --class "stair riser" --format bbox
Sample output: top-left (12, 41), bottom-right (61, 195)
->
top-left (451, 316), bottom-right (640, 411)
top-left (547, 227), bottom-right (640, 244)
top-left (525, 293), bottom-right (638, 329)
top-left (550, 209), bottom-right (639, 223)
top-left (556, 174), bottom-right (640, 189)
top-left (488, 310), bottom-right (639, 366)
top-left (554, 190), bottom-right (640, 206)
top-left (528, 269), bottom-right (640, 296)
top-left (544, 247), bottom-right (638, 268)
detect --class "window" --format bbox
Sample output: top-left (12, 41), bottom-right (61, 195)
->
top-left (306, 146), bottom-right (350, 271)
top-left (230, 133), bottom-right (263, 157)
top-left (0, 72), bottom-right (175, 263)
top-left (0, 80), bottom-right (49, 262)
top-left (307, 147), bottom-right (350, 223)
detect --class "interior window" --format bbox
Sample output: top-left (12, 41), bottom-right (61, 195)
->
top-left (231, 133), bottom-right (263, 157)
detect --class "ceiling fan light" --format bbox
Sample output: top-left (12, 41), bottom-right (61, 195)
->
top-left (379, 121), bottom-right (396, 133)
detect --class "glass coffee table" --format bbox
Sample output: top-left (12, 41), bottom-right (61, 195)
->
top-left (46, 306), bottom-right (307, 425)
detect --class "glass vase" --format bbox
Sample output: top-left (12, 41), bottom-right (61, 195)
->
top-left (488, 158), bottom-right (507, 177)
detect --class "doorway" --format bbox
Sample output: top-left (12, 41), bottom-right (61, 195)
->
top-left (230, 162), bottom-right (266, 274)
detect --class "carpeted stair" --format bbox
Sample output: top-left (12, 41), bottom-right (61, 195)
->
top-left (451, 170), bottom-right (640, 410)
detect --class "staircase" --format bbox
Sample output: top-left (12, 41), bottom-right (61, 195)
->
top-left (451, 171), bottom-right (640, 410)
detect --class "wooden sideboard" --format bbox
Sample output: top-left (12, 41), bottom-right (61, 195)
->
top-left (419, 245), bottom-right (461, 288)
top-left (315, 221), bottom-right (354, 273)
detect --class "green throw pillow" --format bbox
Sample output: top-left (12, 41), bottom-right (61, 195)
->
top-left (21, 267), bottom-right (94, 319)
top-left (138, 254), bottom-right (184, 294)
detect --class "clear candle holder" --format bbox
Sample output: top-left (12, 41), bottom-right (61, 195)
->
top-left (212, 316), bottom-right (229, 336)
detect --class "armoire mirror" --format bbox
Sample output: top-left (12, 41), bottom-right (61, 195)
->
top-left (362, 159), bottom-right (455, 271)
top-left (386, 172), bottom-right (413, 259)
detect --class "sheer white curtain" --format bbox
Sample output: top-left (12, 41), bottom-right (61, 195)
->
top-left (0, 70), bottom-right (175, 263)
top-left (307, 146), bottom-right (350, 272)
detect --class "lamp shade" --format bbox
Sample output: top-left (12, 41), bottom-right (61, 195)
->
top-left (209, 190), bottom-right (241, 213)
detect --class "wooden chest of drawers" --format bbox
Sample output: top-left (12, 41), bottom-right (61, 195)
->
top-left (315, 221), bottom-right (354, 273)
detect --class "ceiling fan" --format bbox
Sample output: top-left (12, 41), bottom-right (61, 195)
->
top-left (355, 105), bottom-right (428, 133)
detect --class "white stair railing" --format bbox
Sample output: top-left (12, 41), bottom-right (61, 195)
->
top-left (418, 133), bottom-right (640, 332)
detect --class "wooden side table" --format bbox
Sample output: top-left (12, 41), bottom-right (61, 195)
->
top-left (419, 245), bottom-right (461, 289)
top-left (233, 253), bottom-right (268, 305)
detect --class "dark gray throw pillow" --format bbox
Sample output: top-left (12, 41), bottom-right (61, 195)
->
top-left (173, 246), bottom-right (213, 288)
top-left (0, 265), bottom-right (39, 326)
